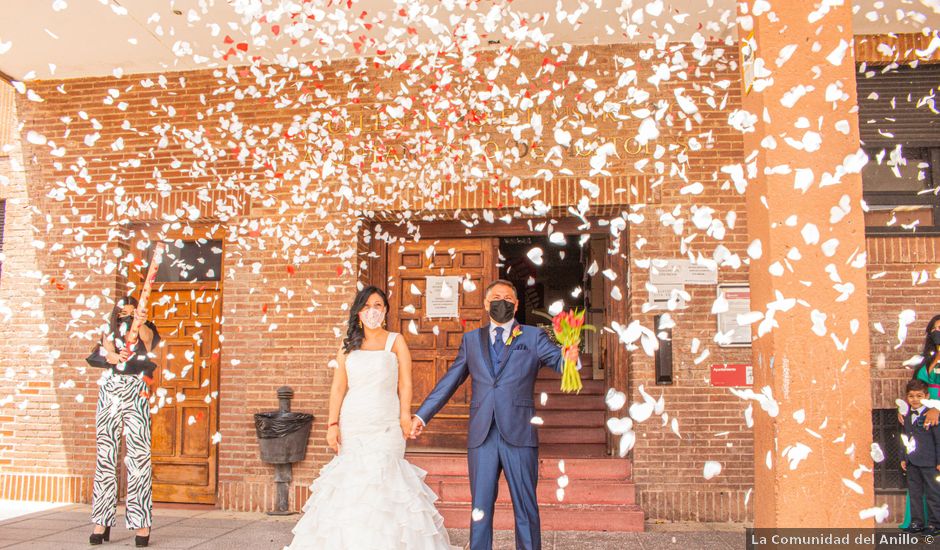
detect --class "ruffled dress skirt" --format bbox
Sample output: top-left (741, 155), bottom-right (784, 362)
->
top-left (285, 422), bottom-right (458, 550)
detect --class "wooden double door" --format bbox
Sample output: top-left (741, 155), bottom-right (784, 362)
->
top-left (375, 222), bottom-right (626, 454)
top-left (385, 237), bottom-right (498, 451)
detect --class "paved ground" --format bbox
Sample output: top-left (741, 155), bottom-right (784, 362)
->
top-left (0, 503), bottom-right (746, 549)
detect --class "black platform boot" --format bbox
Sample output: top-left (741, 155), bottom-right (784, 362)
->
top-left (89, 526), bottom-right (110, 545)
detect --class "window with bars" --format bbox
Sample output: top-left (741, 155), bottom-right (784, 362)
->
top-left (872, 408), bottom-right (906, 492)
top-left (141, 239), bottom-right (223, 282)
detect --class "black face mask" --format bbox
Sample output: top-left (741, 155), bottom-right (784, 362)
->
top-left (931, 331), bottom-right (940, 346)
top-left (488, 300), bottom-right (515, 324)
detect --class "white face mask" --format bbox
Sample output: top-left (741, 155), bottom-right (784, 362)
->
top-left (360, 307), bottom-right (385, 330)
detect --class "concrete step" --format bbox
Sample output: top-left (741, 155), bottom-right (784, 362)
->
top-left (539, 427), bottom-right (606, 445)
top-left (539, 443), bottom-right (609, 458)
top-left (537, 363), bottom-right (594, 380)
top-left (534, 409), bottom-right (606, 428)
top-left (428, 477), bottom-right (636, 505)
top-left (407, 454), bottom-right (631, 480)
top-left (436, 502), bottom-right (645, 531)
top-left (533, 392), bottom-right (607, 411)
top-left (535, 378), bottom-right (606, 396)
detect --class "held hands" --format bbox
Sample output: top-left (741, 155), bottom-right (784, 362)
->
top-left (327, 424), bottom-right (341, 454)
top-left (400, 415), bottom-right (412, 440)
top-left (409, 416), bottom-right (424, 439)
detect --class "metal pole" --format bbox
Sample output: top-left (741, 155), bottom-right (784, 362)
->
top-left (268, 386), bottom-right (296, 516)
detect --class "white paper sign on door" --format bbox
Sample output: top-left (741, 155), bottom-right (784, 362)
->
top-left (426, 276), bottom-right (461, 318)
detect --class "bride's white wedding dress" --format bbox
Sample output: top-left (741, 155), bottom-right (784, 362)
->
top-left (286, 332), bottom-right (458, 550)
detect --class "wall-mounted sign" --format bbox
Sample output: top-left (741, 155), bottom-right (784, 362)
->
top-left (716, 284), bottom-right (751, 347)
top-left (650, 259), bottom-right (718, 286)
top-left (710, 363), bottom-right (753, 387)
top-left (646, 284), bottom-right (688, 311)
top-left (425, 276), bottom-right (460, 318)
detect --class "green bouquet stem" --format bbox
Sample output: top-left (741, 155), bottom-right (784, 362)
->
top-left (560, 353), bottom-right (583, 394)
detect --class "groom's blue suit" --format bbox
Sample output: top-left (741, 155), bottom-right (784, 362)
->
top-left (415, 321), bottom-right (565, 550)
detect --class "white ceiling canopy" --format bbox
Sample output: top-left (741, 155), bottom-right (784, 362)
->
top-left (0, 0), bottom-right (937, 81)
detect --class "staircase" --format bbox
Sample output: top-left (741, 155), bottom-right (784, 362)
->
top-left (534, 358), bottom-right (608, 458)
top-left (408, 454), bottom-right (644, 531)
top-left (406, 358), bottom-right (644, 532)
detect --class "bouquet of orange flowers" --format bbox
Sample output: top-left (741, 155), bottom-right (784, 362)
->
top-left (547, 308), bottom-right (594, 393)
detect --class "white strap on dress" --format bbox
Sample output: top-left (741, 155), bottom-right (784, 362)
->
top-left (384, 332), bottom-right (398, 352)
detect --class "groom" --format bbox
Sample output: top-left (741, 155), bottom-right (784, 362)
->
top-left (410, 279), bottom-right (577, 550)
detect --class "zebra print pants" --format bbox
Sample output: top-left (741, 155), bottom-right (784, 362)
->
top-left (91, 372), bottom-right (153, 529)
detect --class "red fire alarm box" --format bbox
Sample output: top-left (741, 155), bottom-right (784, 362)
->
top-left (710, 364), bottom-right (752, 387)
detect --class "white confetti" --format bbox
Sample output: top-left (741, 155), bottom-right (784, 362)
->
top-left (703, 461), bottom-right (722, 480)
top-left (527, 247), bottom-right (544, 266)
top-left (606, 417), bottom-right (633, 435)
top-left (629, 401), bottom-right (654, 423)
top-left (605, 388), bottom-right (627, 411)
top-left (618, 431), bottom-right (636, 457)
top-left (842, 478), bottom-right (864, 495)
top-left (871, 442), bottom-right (885, 462)
top-left (859, 504), bottom-right (890, 523)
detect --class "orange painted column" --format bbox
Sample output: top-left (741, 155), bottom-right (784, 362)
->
top-left (738, 1), bottom-right (875, 528)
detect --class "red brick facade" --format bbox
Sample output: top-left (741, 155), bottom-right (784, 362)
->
top-left (0, 36), bottom-right (935, 523)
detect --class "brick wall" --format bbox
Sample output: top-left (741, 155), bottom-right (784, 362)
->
top-left (866, 236), bottom-right (940, 523)
top-left (867, 236), bottom-right (940, 409)
top-left (1, 34), bottom-right (933, 522)
top-left (2, 40), bottom-right (757, 522)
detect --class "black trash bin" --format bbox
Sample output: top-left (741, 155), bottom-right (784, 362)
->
top-left (254, 410), bottom-right (314, 463)
top-left (253, 386), bottom-right (314, 514)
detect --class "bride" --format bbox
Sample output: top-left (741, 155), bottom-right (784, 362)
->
top-left (286, 286), bottom-right (458, 550)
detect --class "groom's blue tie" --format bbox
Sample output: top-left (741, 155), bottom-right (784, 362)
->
top-left (492, 326), bottom-right (505, 372)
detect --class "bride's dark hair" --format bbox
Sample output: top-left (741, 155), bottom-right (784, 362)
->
top-left (919, 314), bottom-right (940, 369)
top-left (343, 286), bottom-right (389, 354)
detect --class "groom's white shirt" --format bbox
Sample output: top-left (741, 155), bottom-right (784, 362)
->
top-left (489, 318), bottom-right (515, 345)
top-left (414, 319), bottom-right (516, 427)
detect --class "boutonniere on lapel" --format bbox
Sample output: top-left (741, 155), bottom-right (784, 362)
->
top-left (505, 326), bottom-right (523, 345)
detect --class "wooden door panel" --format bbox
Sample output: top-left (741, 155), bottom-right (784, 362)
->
top-left (387, 237), bottom-right (497, 451)
top-left (151, 409), bottom-right (176, 457)
top-left (149, 288), bottom-right (221, 503)
top-left (153, 463), bottom-right (208, 486)
top-left (181, 405), bottom-right (210, 457)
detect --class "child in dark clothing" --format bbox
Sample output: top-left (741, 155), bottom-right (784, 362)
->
top-left (901, 379), bottom-right (940, 535)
